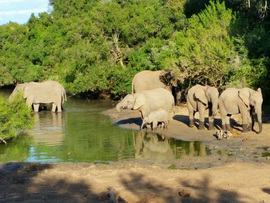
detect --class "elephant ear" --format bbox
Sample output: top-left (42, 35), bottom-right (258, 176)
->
top-left (194, 88), bottom-right (208, 105)
top-left (133, 95), bottom-right (146, 110)
top-left (238, 89), bottom-right (250, 107)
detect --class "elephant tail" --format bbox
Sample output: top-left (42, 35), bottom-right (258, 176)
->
top-left (61, 87), bottom-right (67, 102)
top-left (63, 91), bottom-right (67, 101)
top-left (132, 83), bottom-right (135, 94)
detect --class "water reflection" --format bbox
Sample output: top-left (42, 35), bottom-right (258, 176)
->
top-left (134, 131), bottom-right (210, 162)
top-left (28, 112), bottom-right (65, 146)
top-left (0, 134), bottom-right (33, 162)
top-left (135, 131), bottom-right (174, 161)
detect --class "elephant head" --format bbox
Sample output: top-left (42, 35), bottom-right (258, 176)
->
top-left (194, 85), bottom-right (219, 116)
top-left (9, 84), bottom-right (28, 101)
top-left (115, 94), bottom-right (136, 112)
top-left (133, 94), bottom-right (146, 110)
top-left (239, 88), bottom-right (263, 134)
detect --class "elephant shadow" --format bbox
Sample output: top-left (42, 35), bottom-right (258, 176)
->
top-left (114, 117), bottom-right (142, 127)
top-left (262, 116), bottom-right (270, 123)
top-left (173, 115), bottom-right (189, 127)
top-left (173, 115), bottom-right (243, 131)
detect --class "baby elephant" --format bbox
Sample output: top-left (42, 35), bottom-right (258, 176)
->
top-left (141, 109), bottom-right (170, 130)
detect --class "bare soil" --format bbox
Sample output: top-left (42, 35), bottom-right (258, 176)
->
top-left (1, 105), bottom-right (270, 203)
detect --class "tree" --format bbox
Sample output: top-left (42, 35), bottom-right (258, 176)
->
top-left (168, 1), bottom-right (236, 87)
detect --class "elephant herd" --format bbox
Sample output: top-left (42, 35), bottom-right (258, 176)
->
top-left (9, 71), bottom-right (263, 134)
top-left (116, 70), bottom-right (263, 134)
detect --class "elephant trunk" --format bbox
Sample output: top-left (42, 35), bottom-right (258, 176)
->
top-left (252, 107), bottom-right (262, 134)
top-left (258, 122), bottom-right (262, 134)
top-left (115, 103), bottom-right (123, 112)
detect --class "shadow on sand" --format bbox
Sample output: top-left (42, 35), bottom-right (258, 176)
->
top-left (0, 162), bottom-right (260, 202)
top-left (172, 114), bottom-right (247, 132)
top-left (114, 117), bottom-right (142, 127)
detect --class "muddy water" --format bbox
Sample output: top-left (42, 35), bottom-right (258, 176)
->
top-left (0, 90), bottom-right (210, 164)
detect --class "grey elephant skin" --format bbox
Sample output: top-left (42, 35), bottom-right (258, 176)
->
top-left (187, 84), bottom-right (219, 130)
top-left (9, 81), bottom-right (67, 113)
top-left (218, 87), bottom-right (263, 134)
top-left (115, 88), bottom-right (174, 127)
top-left (131, 70), bottom-right (170, 93)
top-left (141, 109), bottom-right (170, 130)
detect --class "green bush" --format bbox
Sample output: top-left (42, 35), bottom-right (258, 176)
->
top-left (1, 0), bottom-right (270, 97)
top-left (0, 92), bottom-right (34, 143)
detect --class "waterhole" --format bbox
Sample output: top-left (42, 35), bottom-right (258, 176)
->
top-left (0, 90), bottom-right (211, 164)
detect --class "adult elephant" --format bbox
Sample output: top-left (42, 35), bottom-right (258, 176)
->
top-left (218, 87), bottom-right (263, 134)
top-left (9, 81), bottom-right (67, 113)
top-left (116, 88), bottom-right (174, 123)
top-left (187, 84), bottom-right (219, 130)
top-left (131, 70), bottom-right (171, 93)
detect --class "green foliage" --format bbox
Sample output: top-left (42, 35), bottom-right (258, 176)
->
top-left (171, 1), bottom-right (236, 87)
top-left (0, 92), bottom-right (34, 142)
top-left (0, 0), bottom-right (270, 97)
top-left (168, 164), bottom-right (178, 169)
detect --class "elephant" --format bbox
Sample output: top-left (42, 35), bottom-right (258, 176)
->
top-left (116, 88), bottom-right (174, 127)
top-left (141, 108), bottom-right (170, 130)
top-left (218, 87), bottom-right (263, 134)
top-left (131, 70), bottom-right (187, 104)
top-left (131, 70), bottom-right (169, 93)
top-left (9, 81), bottom-right (67, 113)
top-left (187, 84), bottom-right (219, 130)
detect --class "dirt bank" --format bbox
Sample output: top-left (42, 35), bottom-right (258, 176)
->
top-left (0, 105), bottom-right (270, 202)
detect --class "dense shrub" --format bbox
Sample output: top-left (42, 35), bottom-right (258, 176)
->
top-left (0, 0), bottom-right (269, 97)
top-left (0, 92), bottom-right (34, 143)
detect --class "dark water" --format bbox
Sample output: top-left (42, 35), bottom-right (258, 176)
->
top-left (0, 90), bottom-right (210, 164)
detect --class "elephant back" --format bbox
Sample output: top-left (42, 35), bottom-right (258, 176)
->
top-left (132, 70), bottom-right (167, 93)
top-left (140, 88), bottom-right (174, 113)
top-left (42, 81), bottom-right (67, 102)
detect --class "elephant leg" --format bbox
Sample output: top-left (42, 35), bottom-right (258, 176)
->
top-left (187, 99), bottom-right (195, 127)
top-left (198, 103), bottom-right (205, 130)
top-left (208, 116), bottom-right (214, 130)
top-left (55, 101), bottom-right (62, 112)
top-left (57, 105), bottom-right (62, 113)
top-left (33, 104), bottom-right (40, 113)
top-left (188, 111), bottom-right (195, 128)
top-left (140, 120), bottom-right (145, 130)
top-left (189, 115), bottom-right (195, 127)
top-left (208, 108), bottom-right (214, 130)
top-left (242, 124), bottom-right (248, 133)
top-left (247, 113), bottom-right (252, 131)
top-left (152, 121), bottom-right (158, 131)
top-left (242, 109), bottom-right (249, 133)
top-left (51, 103), bottom-right (57, 112)
top-left (220, 114), bottom-right (228, 131)
top-left (199, 121), bottom-right (205, 130)
top-left (223, 116), bottom-right (231, 131)
top-left (164, 121), bottom-right (168, 129)
top-left (219, 100), bottom-right (227, 131)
